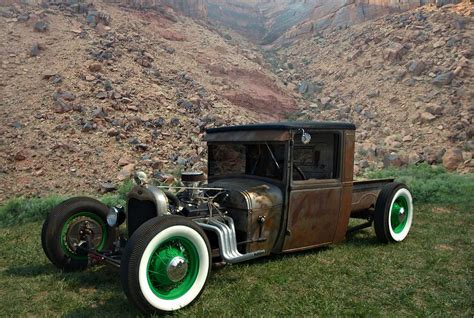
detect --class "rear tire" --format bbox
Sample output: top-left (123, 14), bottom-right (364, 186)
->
top-left (41, 197), bottom-right (117, 271)
top-left (121, 216), bottom-right (211, 315)
top-left (374, 183), bottom-right (413, 243)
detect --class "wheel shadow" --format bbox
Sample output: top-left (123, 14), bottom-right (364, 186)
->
top-left (4, 263), bottom-right (143, 316)
top-left (344, 228), bottom-right (381, 247)
top-left (213, 229), bottom-right (380, 272)
top-left (63, 298), bottom-right (142, 318)
top-left (5, 262), bottom-right (120, 288)
top-left (4, 263), bottom-right (57, 277)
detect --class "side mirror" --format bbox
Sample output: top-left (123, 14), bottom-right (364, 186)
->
top-left (301, 129), bottom-right (311, 144)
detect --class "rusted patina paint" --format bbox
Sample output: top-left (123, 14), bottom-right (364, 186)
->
top-left (351, 190), bottom-right (380, 214)
top-left (333, 130), bottom-right (355, 242)
top-left (282, 185), bottom-right (342, 251)
top-left (350, 178), bottom-right (394, 217)
top-left (343, 131), bottom-right (355, 182)
top-left (208, 178), bottom-right (283, 255)
top-left (202, 122), bottom-right (395, 254)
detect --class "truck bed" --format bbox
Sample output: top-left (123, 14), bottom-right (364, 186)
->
top-left (351, 178), bottom-right (395, 217)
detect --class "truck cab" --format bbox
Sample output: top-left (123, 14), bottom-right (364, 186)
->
top-left (205, 121), bottom-right (358, 255)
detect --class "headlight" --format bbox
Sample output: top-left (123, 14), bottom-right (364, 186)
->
top-left (107, 206), bottom-right (125, 227)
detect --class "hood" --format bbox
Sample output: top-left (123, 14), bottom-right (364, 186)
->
top-left (208, 177), bottom-right (283, 211)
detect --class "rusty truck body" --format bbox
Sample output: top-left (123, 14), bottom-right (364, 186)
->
top-left (41, 121), bottom-right (414, 314)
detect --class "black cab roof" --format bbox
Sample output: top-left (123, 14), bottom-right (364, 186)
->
top-left (206, 121), bottom-right (356, 134)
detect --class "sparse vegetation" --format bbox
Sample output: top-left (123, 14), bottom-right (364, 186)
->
top-left (0, 165), bottom-right (472, 316)
top-left (366, 163), bottom-right (474, 209)
top-left (0, 180), bottom-right (134, 228)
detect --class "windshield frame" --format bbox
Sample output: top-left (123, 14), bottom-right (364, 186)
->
top-left (207, 141), bottom-right (290, 184)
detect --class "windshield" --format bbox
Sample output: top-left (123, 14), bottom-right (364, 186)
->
top-left (208, 143), bottom-right (286, 180)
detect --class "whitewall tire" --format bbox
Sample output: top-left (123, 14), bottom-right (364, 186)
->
top-left (121, 216), bottom-right (211, 315)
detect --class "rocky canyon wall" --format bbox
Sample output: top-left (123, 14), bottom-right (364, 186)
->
top-left (206, 0), bottom-right (266, 42)
top-left (205, 0), bottom-right (462, 44)
top-left (272, 0), bottom-right (434, 45)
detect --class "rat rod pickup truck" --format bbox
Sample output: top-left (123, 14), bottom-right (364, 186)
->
top-left (41, 121), bottom-right (413, 314)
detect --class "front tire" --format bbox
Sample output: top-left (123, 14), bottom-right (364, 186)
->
top-left (41, 197), bottom-right (117, 271)
top-left (374, 183), bottom-right (414, 243)
top-left (121, 216), bottom-right (211, 315)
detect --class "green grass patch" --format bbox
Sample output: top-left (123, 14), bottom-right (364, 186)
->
top-left (365, 163), bottom-right (474, 209)
top-left (0, 179), bottom-right (134, 228)
top-left (0, 166), bottom-right (472, 316)
top-left (0, 203), bottom-right (472, 316)
top-left (0, 195), bottom-right (65, 228)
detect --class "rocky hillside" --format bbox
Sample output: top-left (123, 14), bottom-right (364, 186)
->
top-left (269, 1), bottom-right (473, 174)
top-left (0, 0), bottom-right (472, 202)
top-left (0, 0), bottom-right (296, 200)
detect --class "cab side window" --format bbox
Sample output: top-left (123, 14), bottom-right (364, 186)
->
top-left (293, 133), bottom-right (340, 181)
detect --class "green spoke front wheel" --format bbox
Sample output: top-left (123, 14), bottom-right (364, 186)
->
top-left (146, 236), bottom-right (199, 300)
top-left (121, 216), bottom-right (211, 315)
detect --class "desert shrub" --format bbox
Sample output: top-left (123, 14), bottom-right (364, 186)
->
top-left (0, 195), bottom-right (65, 227)
top-left (366, 163), bottom-right (474, 208)
top-left (0, 179), bottom-right (134, 227)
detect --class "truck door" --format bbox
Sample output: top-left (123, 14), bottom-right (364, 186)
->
top-left (282, 131), bottom-right (343, 251)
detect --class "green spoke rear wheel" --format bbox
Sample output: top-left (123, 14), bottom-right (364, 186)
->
top-left (41, 197), bottom-right (116, 271)
top-left (374, 183), bottom-right (414, 243)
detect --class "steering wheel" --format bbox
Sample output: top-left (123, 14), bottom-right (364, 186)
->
top-left (293, 164), bottom-right (307, 180)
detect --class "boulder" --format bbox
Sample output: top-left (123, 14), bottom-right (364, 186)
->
top-left (99, 182), bottom-right (117, 193)
top-left (442, 148), bottom-right (463, 171)
top-left (408, 152), bottom-right (422, 164)
top-left (406, 60), bottom-right (426, 76)
top-left (118, 156), bottom-right (133, 166)
top-left (425, 104), bottom-right (444, 116)
top-left (432, 71), bottom-right (454, 86)
top-left (107, 128), bottom-right (120, 137)
top-left (42, 71), bottom-right (58, 79)
top-left (53, 99), bottom-right (73, 113)
top-left (435, 0), bottom-right (461, 7)
top-left (419, 112), bottom-right (436, 123)
top-left (30, 43), bottom-right (41, 57)
top-left (96, 91), bottom-right (108, 99)
top-left (117, 163), bottom-right (135, 181)
top-left (14, 150), bottom-right (27, 161)
top-left (425, 147), bottom-right (445, 164)
top-left (88, 63), bottom-right (102, 72)
top-left (383, 43), bottom-right (407, 62)
top-left (383, 153), bottom-right (406, 168)
top-left (34, 21), bottom-right (48, 32)
top-left (433, 40), bottom-right (446, 48)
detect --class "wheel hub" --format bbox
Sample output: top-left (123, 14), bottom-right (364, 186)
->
top-left (391, 197), bottom-right (410, 234)
top-left (398, 207), bottom-right (406, 222)
top-left (65, 217), bottom-right (103, 252)
top-left (149, 244), bottom-right (189, 287)
top-left (167, 256), bottom-right (188, 282)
